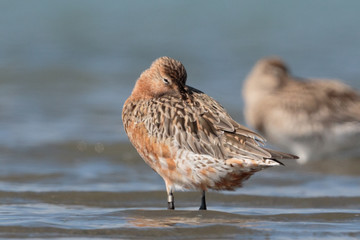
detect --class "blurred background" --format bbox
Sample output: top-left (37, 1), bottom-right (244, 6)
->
top-left (0, 0), bottom-right (359, 238)
top-left (1, 0), bottom-right (360, 147)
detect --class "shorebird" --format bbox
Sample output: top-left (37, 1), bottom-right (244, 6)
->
top-left (122, 57), bottom-right (297, 210)
top-left (243, 57), bottom-right (360, 164)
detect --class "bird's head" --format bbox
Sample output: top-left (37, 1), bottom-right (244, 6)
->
top-left (131, 56), bottom-right (188, 100)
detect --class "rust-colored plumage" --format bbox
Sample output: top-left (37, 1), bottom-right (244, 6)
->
top-left (123, 57), bottom-right (297, 210)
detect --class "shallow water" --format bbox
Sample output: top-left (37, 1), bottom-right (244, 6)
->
top-left (1, 0), bottom-right (360, 239)
top-left (1, 143), bottom-right (359, 239)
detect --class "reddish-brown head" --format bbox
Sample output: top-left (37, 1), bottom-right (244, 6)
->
top-left (130, 57), bottom-right (188, 100)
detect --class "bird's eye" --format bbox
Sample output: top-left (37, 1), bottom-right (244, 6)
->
top-left (163, 78), bottom-right (170, 85)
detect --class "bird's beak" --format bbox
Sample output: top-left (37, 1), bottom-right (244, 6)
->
top-left (176, 82), bottom-right (187, 100)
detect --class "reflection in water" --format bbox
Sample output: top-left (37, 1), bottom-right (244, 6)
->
top-left (126, 210), bottom-right (254, 228)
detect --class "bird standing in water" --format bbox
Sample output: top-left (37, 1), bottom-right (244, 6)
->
top-left (243, 57), bottom-right (360, 164)
top-left (122, 57), bottom-right (297, 210)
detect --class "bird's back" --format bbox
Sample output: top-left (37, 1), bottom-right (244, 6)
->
top-left (123, 85), bottom-right (297, 190)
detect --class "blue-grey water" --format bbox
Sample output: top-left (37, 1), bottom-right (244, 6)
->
top-left (0, 0), bottom-right (360, 239)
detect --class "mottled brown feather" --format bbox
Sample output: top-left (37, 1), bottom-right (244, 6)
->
top-left (123, 58), bottom-right (297, 166)
top-left (123, 57), bottom-right (298, 196)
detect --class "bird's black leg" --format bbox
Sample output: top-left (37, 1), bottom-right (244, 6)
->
top-left (167, 191), bottom-right (175, 210)
top-left (199, 190), bottom-right (207, 210)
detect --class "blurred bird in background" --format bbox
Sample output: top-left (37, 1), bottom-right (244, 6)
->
top-left (243, 57), bottom-right (360, 164)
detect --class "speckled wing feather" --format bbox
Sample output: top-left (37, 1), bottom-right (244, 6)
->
top-left (276, 80), bottom-right (360, 123)
top-left (123, 86), bottom-right (293, 162)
